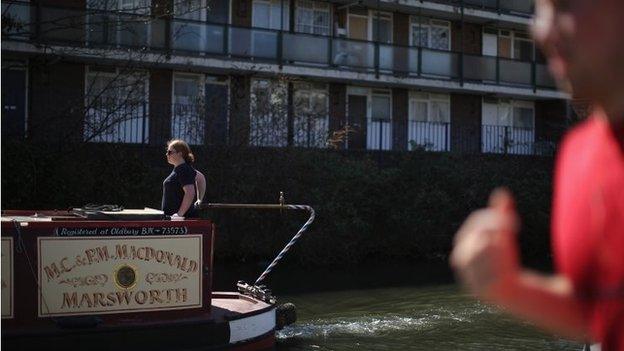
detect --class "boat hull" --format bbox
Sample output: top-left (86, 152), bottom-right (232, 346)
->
top-left (0, 211), bottom-right (277, 350)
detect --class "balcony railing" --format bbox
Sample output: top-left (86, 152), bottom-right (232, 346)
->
top-left (429, 0), bottom-right (535, 17)
top-left (2, 1), bottom-right (557, 90)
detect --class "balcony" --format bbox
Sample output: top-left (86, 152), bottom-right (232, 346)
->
top-left (399, 0), bottom-right (534, 18)
top-left (2, 1), bottom-right (557, 91)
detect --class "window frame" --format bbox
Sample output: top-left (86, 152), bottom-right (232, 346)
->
top-left (409, 17), bottom-right (451, 51)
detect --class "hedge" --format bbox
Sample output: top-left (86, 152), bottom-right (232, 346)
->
top-left (1, 141), bottom-right (555, 267)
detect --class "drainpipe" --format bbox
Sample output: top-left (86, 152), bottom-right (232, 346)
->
top-left (375, 0), bottom-right (380, 79)
top-left (459, 0), bottom-right (464, 86)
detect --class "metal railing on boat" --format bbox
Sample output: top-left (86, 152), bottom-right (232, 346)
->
top-left (198, 193), bottom-right (316, 287)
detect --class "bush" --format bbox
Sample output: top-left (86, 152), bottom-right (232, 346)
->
top-left (1, 142), bottom-right (554, 267)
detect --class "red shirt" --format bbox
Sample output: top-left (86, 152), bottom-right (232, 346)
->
top-left (553, 114), bottom-right (624, 350)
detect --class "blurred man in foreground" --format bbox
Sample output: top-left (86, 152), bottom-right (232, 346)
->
top-left (450, 0), bottom-right (624, 349)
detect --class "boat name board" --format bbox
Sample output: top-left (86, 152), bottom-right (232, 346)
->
top-left (38, 235), bottom-right (203, 317)
top-left (1, 238), bottom-right (14, 319)
top-left (54, 226), bottom-right (189, 236)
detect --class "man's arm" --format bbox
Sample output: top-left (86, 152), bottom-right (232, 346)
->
top-left (450, 189), bottom-right (589, 340)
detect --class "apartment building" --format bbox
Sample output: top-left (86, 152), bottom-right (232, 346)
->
top-left (1, 0), bottom-right (570, 155)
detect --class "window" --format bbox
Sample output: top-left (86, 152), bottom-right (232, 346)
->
top-left (367, 89), bottom-right (392, 150)
top-left (483, 98), bottom-right (533, 128)
top-left (410, 18), bottom-right (450, 50)
top-left (482, 98), bottom-right (535, 155)
top-left (293, 82), bottom-right (328, 147)
top-left (295, 0), bottom-right (330, 35)
top-left (514, 32), bottom-right (534, 61)
top-left (408, 92), bottom-right (450, 151)
top-left (409, 92), bottom-right (450, 123)
top-left (87, 0), bottom-right (151, 47)
top-left (371, 93), bottom-right (391, 121)
top-left (483, 28), bottom-right (535, 60)
top-left (253, 0), bottom-right (289, 30)
top-left (171, 0), bottom-right (209, 52)
top-left (250, 79), bottom-right (288, 147)
top-left (372, 12), bottom-right (393, 44)
top-left (172, 74), bottom-right (205, 145)
top-left (84, 66), bottom-right (148, 143)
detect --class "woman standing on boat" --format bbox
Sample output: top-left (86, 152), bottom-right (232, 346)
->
top-left (162, 139), bottom-right (199, 219)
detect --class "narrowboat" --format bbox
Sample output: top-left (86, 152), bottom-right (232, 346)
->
top-left (1, 202), bottom-right (313, 350)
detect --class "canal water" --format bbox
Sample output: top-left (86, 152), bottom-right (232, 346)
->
top-left (214, 263), bottom-right (583, 351)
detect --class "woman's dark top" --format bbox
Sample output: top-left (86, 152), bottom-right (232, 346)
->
top-left (161, 163), bottom-right (197, 217)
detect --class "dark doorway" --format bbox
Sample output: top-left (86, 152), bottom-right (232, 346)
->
top-left (348, 94), bottom-right (367, 149)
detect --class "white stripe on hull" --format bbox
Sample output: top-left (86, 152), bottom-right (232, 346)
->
top-left (229, 308), bottom-right (276, 344)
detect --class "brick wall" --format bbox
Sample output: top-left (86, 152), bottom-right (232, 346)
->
top-left (452, 22), bottom-right (482, 55)
top-left (393, 12), bottom-right (410, 75)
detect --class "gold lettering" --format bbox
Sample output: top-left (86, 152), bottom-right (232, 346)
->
top-left (96, 246), bottom-right (110, 262)
top-left (116, 290), bottom-right (132, 305)
top-left (85, 249), bottom-right (96, 264)
top-left (61, 292), bottom-right (78, 309)
top-left (130, 246), bottom-right (137, 259)
top-left (135, 291), bottom-right (147, 305)
top-left (137, 247), bottom-right (146, 260)
top-left (176, 288), bottom-right (188, 303)
top-left (149, 290), bottom-right (163, 304)
top-left (116, 244), bottom-right (128, 259)
top-left (187, 260), bottom-right (198, 273)
top-left (180, 257), bottom-right (188, 272)
top-left (93, 293), bottom-right (107, 307)
top-left (59, 257), bottom-right (74, 273)
top-left (44, 263), bottom-right (61, 281)
top-left (145, 247), bottom-right (155, 262)
top-left (106, 292), bottom-right (117, 306)
top-left (165, 252), bottom-right (174, 266)
top-left (79, 293), bottom-right (93, 308)
top-left (155, 250), bottom-right (164, 263)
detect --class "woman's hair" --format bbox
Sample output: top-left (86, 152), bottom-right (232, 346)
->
top-left (167, 139), bottom-right (195, 163)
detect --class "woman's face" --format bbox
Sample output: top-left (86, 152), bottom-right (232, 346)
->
top-left (166, 146), bottom-right (182, 165)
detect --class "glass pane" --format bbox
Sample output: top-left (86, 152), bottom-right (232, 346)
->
top-left (411, 26), bottom-right (428, 47)
top-left (430, 27), bottom-right (449, 50)
top-left (175, 0), bottom-right (203, 20)
top-left (372, 95), bottom-right (391, 121)
top-left (372, 18), bottom-right (392, 43)
top-left (514, 107), bottom-right (533, 128)
top-left (498, 36), bottom-right (512, 58)
top-left (296, 7), bottom-right (313, 33)
top-left (253, 2), bottom-right (270, 28)
top-left (514, 39), bottom-right (533, 61)
top-left (348, 16), bottom-right (367, 40)
top-left (498, 105), bottom-right (512, 126)
top-left (411, 101), bottom-right (428, 122)
top-left (270, 0), bottom-right (289, 30)
top-left (430, 101), bottom-right (449, 122)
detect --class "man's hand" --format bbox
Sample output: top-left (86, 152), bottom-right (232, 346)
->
top-left (450, 188), bottom-right (521, 302)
